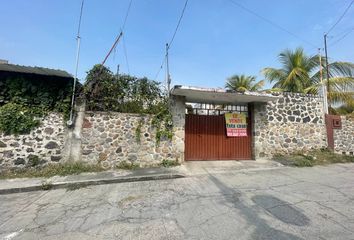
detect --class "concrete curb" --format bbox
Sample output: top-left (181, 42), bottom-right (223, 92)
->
top-left (0, 174), bottom-right (185, 195)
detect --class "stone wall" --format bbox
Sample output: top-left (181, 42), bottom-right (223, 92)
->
top-left (334, 116), bottom-right (354, 155)
top-left (170, 96), bottom-right (186, 161)
top-left (0, 113), bottom-right (67, 169)
top-left (81, 111), bottom-right (184, 167)
top-left (253, 93), bottom-right (327, 158)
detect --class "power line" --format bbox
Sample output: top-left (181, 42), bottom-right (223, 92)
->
top-left (227, 0), bottom-right (318, 48)
top-left (153, 58), bottom-right (166, 81)
top-left (330, 27), bottom-right (354, 46)
top-left (168, 0), bottom-right (189, 50)
top-left (122, 0), bottom-right (133, 31)
top-left (154, 0), bottom-right (189, 81)
top-left (326, 0), bottom-right (354, 34)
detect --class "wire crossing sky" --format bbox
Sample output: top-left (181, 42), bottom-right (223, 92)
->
top-left (0, 0), bottom-right (353, 89)
top-left (153, 0), bottom-right (189, 83)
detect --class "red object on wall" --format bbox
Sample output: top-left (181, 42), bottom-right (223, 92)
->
top-left (82, 118), bottom-right (92, 128)
top-left (325, 114), bottom-right (341, 150)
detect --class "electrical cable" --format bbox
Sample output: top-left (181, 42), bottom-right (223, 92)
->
top-left (330, 27), bottom-right (354, 46)
top-left (227, 0), bottom-right (318, 48)
top-left (122, 0), bottom-right (133, 32)
top-left (154, 0), bottom-right (189, 81)
top-left (168, 0), bottom-right (189, 50)
top-left (326, 0), bottom-right (353, 34)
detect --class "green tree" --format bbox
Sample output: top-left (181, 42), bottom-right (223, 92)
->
top-left (83, 64), bottom-right (162, 113)
top-left (262, 47), bottom-right (354, 107)
top-left (225, 74), bottom-right (264, 92)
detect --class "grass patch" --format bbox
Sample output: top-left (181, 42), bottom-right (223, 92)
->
top-left (160, 159), bottom-right (180, 168)
top-left (115, 161), bottom-right (140, 170)
top-left (273, 149), bottom-right (354, 167)
top-left (41, 181), bottom-right (53, 190)
top-left (0, 162), bottom-right (105, 179)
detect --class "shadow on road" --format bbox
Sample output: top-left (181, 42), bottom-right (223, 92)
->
top-left (208, 174), bottom-right (304, 240)
top-left (252, 195), bottom-right (310, 226)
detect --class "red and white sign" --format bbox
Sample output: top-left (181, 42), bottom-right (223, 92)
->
top-left (225, 113), bottom-right (247, 137)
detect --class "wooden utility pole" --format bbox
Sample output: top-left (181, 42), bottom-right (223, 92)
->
top-left (324, 34), bottom-right (331, 111)
top-left (319, 48), bottom-right (328, 114)
top-left (166, 43), bottom-right (171, 95)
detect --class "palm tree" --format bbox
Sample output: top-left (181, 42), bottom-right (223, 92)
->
top-left (262, 47), bottom-right (354, 107)
top-left (225, 74), bottom-right (264, 92)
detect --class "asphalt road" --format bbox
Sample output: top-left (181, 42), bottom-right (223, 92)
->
top-left (1, 163), bottom-right (354, 240)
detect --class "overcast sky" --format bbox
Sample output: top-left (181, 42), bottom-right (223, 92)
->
top-left (1, 0), bottom-right (353, 89)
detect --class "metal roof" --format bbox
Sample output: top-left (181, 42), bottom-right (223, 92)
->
top-left (0, 63), bottom-right (73, 79)
top-left (171, 85), bottom-right (279, 104)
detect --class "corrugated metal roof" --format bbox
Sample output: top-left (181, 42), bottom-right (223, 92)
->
top-left (0, 63), bottom-right (73, 78)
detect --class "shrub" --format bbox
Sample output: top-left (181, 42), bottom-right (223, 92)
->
top-left (160, 159), bottom-right (180, 168)
top-left (0, 103), bottom-right (41, 135)
top-left (293, 159), bottom-right (314, 167)
top-left (115, 161), bottom-right (140, 170)
top-left (84, 64), bottom-right (173, 144)
top-left (0, 162), bottom-right (106, 179)
top-left (1, 77), bottom-right (76, 121)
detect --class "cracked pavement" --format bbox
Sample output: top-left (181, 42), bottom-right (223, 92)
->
top-left (1, 163), bottom-right (354, 240)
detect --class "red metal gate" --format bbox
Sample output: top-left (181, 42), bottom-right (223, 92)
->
top-left (185, 113), bottom-right (252, 161)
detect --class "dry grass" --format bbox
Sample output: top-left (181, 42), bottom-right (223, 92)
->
top-left (273, 149), bottom-right (354, 167)
top-left (0, 162), bottom-right (105, 179)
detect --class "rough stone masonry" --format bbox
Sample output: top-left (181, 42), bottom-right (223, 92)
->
top-left (0, 113), bottom-right (66, 169)
top-left (253, 93), bottom-right (328, 158)
top-left (334, 116), bottom-right (354, 155)
top-left (80, 112), bottom-right (183, 168)
top-left (1, 93), bottom-right (354, 169)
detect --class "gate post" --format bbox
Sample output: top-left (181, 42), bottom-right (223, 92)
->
top-left (325, 114), bottom-right (342, 151)
top-left (169, 95), bottom-right (186, 162)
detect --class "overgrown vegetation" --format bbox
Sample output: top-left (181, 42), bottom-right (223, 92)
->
top-left (115, 161), bottom-right (140, 170)
top-left (41, 181), bottom-right (53, 190)
top-left (0, 162), bottom-right (105, 179)
top-left (84, 64), bottom-right (173, 144)
top-left (273, 149), bottom-right (354, 167)
top-left (151, 99), bottom-right (173, 144)
top-left (0, 76), bottom-right (77, 134)
top-left (84, 64), bottom-right (162, 113)
top-left (0, 103), bottom-right (41, 135)
top-left (160, 159), bottom-right (180, 168)
top-left (135, 119), bottom-right (143, 143)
